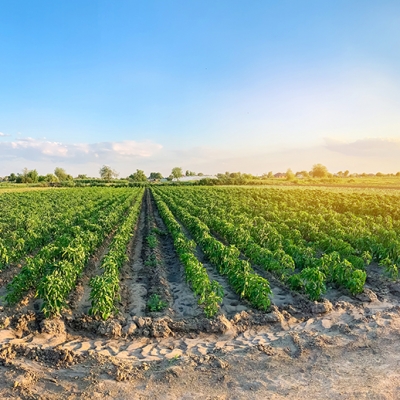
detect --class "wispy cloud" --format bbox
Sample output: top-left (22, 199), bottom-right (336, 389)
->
top-left (0, 138), bottom-right (162, 163)
top-left (0, 132), bottom-right (11, 137)
top-left (324, 137), bottom-right (400, 158)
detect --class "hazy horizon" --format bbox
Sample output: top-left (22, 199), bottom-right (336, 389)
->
top-left (1, 1), bottom-right (399, 177)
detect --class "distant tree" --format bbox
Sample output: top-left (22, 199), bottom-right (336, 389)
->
top-left (296, 170), bottom-right (309, 178)
top-left (396, 172), bottom-right (400, 177)
top-left (311, 164), bottom-right (329, 178)
top-left (185, 170), bottom-right (196, 176)
top-left (286, 168), bottom-right (295, 180)
top-left (197, 172), bottom-right (204, 176)
top-left (343, 170), bottom-right (350, 177)
top-left (26, 169), bottom-right (39, 183)
top-left (130, 169), bottom-right (147, 182)
top-left (267, 171), bottom-right (273, 178)
top-left (20, 167), bottom-right (29, 182)
top-left (54, 167), bottom-right (68, 181)
top-left (77, 174), bottom-right (88, 179)
top-left (8, 173), bottom-right (17, 181)
top-left (171, 167), bottom-right (183, 180)
top-left (16, 168), bottom-right (39, 183)
top-left (149, 172), bottom-right (163, 180)
top-left (376, 172), bottom-right (384, 177)
top-left (46, 173), bottom-right (59, 182)
top-left (99, 165), bottom-right (119, 181)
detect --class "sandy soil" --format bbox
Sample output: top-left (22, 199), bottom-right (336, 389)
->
top-left (0, 299), bottom-right (400, 399)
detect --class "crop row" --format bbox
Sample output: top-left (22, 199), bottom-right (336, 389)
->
top-left (162, 188), bottom-right (367, 299)
top-left (152, 190), bottom-right (223, 317)
top-left (5, 189), bottom-right (142, 317)
top-left (158, 186), bottom-right (400, 300)
top-left (154, 188), bottom-right (272, 310)
top-left (89, 188), bottom-right (144, 320)
top-left (0, 189), bottom-right (113, 269)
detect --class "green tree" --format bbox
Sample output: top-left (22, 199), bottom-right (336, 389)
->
top-left (26, 169), bottom-right (39, 183)
top-left (54, 167), bottom-right (68, 181)
top-left (295, 170), bottom-right (309, 178)
top-left (311, 164), bottom-right (329, 178)
top-left (149, 172), bottom-right (163, 180)
top-left (44, 173), bottom-right (59, 182)
top-left (99, 165), bottom-right (119, 181)
top-left (171, 167), bottom-right (183, 180)
top-left (129, 169), bottom-right (147, 182)
top-left (286, 168), bottom-right (295, 180)
top-left (21, 167), bottom-right (29, 182)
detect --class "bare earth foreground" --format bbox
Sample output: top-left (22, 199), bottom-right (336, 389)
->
top-left (0, 299), bottom-right (399, 399)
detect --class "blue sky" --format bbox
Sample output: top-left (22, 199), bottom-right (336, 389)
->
top-left (1, 0), bottom-right (400, 176)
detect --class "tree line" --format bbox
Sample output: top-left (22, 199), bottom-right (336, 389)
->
top-left (2, 163), bottom-right (400, 184)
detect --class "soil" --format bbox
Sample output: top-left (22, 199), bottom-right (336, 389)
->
top-left (0, 189), bottom-right (400, 399)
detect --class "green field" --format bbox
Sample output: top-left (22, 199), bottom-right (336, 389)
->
top-left (0, 185), bottom-right (399, 321)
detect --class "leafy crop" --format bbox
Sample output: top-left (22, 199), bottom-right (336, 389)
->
top-left (88, 189), bottom-right (143, 320)
top-left (147, 294), bottom-right (168, 312)
top-left (154, 189), bottom-right (272, 310)
top-left (152, 191), bottom-right (224, 317)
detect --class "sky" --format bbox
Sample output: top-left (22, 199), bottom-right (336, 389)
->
top-left (0, 0), bottom-right (399, 177)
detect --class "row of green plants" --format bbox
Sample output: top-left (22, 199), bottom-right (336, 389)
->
top-left (154, 189), bottom-right (272, 310)
top-left (242, 188), bottom-right (400, 268)
top-left (164, 192), bottom-right (370, 300)
top-left (152, 190), bottom-right (223, 317)
top-left (160, 186), bottom-right (400, 299)
top-left (0, 189), bottom-right (110, 269)
top-left (166, 189), bottom-right (367, 299)
top-left (5, 189), bottom-right (141, 316)
top-left (89, 189), bottom-right (144, 320)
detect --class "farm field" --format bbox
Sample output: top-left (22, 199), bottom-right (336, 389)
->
top-left (0, 186), bottom-right (400, 398)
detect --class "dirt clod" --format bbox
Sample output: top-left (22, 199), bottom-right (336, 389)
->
top-left (311, 299), bottom-right (333, 314)
top-left (40, 318), bottom-right (66, 335)
top-left (98, 320), bottom-right (122, 337)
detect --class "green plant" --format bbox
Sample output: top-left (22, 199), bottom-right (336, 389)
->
top-left (146, 234), bottom-right (157, 249)
top-left (379, 257), bottom-right (399, 280)
top-left (147, 293), bottom-right (167, 312)
top-left (144, 254), bottom-right (158, 267)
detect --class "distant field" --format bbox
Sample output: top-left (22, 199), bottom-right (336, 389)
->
top-left (0, 186), bottom-right (59, 193)
top-left (239, 176), bottom-right (400, 189)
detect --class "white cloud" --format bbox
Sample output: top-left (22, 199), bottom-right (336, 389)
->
top-left (0, 138), bottom-right (162, 163)
top-left (0, 132), bottom-right (11, 137)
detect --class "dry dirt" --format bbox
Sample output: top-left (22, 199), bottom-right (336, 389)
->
top-left (0, 191), bottom-right (400, 399)
top-left (1, 300), bottom-right (400, 399)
